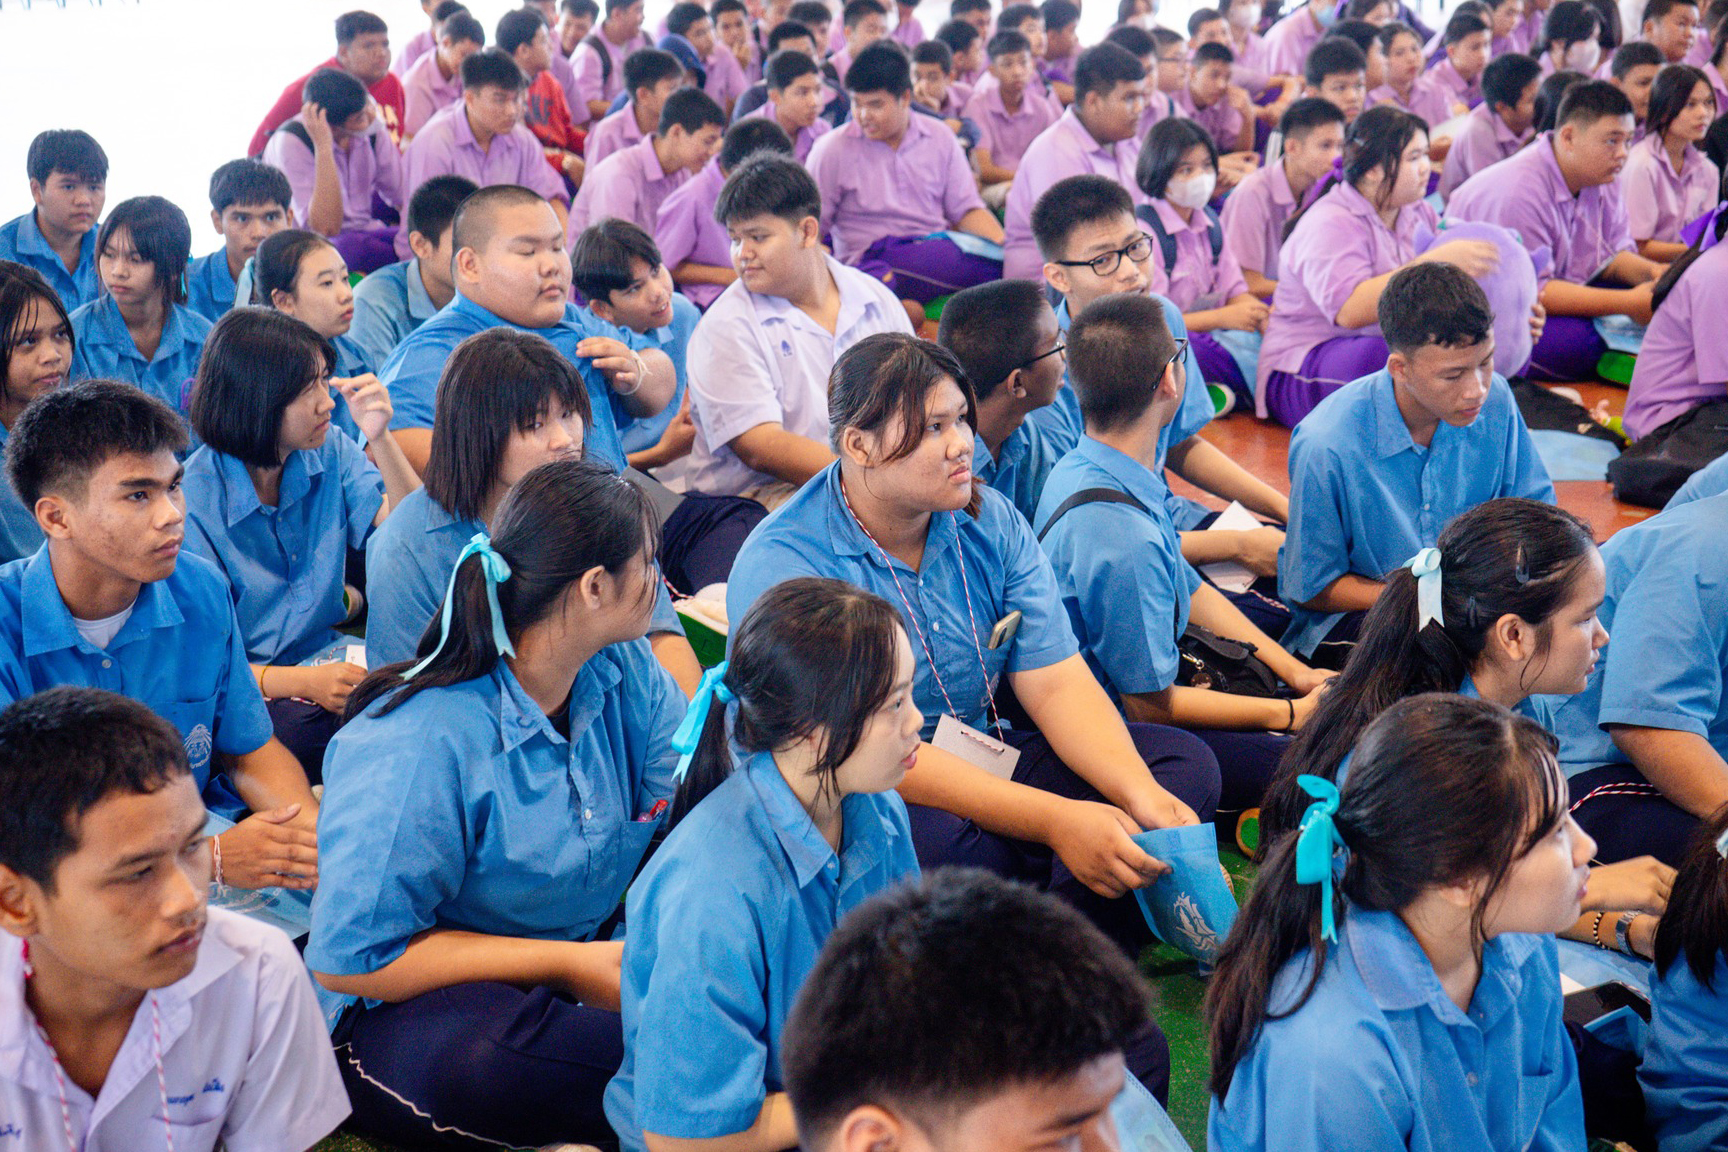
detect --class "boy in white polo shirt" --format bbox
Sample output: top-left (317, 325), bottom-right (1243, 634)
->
top-left (0, 687), bottom-right (348, 1152)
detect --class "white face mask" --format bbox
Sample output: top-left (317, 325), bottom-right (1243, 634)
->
top-left (1167, 171), bottom-right (1218, 208)
top-left (1564, 39), bottom-right (1600, 72)
top-left (1228, 2), bottom-right (1262, 26)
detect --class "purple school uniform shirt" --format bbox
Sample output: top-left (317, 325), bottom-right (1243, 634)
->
top-left (574, 31), bottom-right (653, 116)
top-left (1003, 109), bottom-right (1150, 279)
top-left (1257, 181), bottom-right (1438, 415)
top-left (1621, 132), bottom-right (1719, 243)
top-left (656, 159), bottom-right (731, 309)
top-left (1624, 241), bottom-right (1728, 437)
top-left (1220, 157), bottom-right (1299, 281)
top-left (1230, 29), bottom-right (1274, 75)
top-left (705, 46), bottom-right (750, 109)
top-left (965, 81), bottom-right (1062, 169)
top-left (401, 51), bottom-right (465, 138)
top-left (262, 115), bottom-right (402, 233)
top-left (1261, 6), bottom-right (1325, 78)
top-left (568, 135), bottom-right (691, 239)
top-left (1446, 133), bottom-right (1635, 285)
top-left (403, 103), bottom-right (571, 206)
top-left (1368, 76), bottom-right (1455, 131)
top-left (829, 45), bottom-right (856, 87)
top-left (1144, 198), bottom-right (1250, 309)
top-left (549, 43), bottom-right (584, 126)
top-left (393, 28), bottom-right (435, 78)
top-left (807, 113), bottom-right (984, 263)
top-left (585, 105), bottom-right (649, 169)
top-left (742, 101), bottom-right (832, 161)
top-left (1440, 103), bottom-right (1531, 200)
top-left (1173, 86), bottom-right (1246, 153)
top-left (1422, 57), bottom-right (1481, 110)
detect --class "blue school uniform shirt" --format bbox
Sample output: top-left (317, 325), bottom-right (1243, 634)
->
top-left (1280, 369), bottom-right (1554, 657)
top-left (974, 420), bottom-right (1062, 524)
top-left (67, 295), bottom-right (213, 417)
top-left (1640, 952), bottom-right (1728, 1152)
top-left (1208, 905), bottom-right (1585, 1152)
top-left (1550, 491), bottom-right (1728, 779)
top-left (181, 430), bottom-right (384, 666)
top-left (604, 749), bottom-right (919, 1151)
top-left (326, 333), bottom-right (374, 443)
top-left (1666, 452), bottom-right (1728, 510)
top-left (727, 463), bottom-right (1078, 740)
top-left (1335, 675), bottom-right (1559, 789)
top-left (0, 548), bottom-right (273, 794)
top-left (306, 642), bottom-right (682, 1026)
top-left (1035, 435), bottom-right (1202, 699)
top-left (0, 423), bottom-right (42, 565)
top-left (0, 210), bottom-right (99, 312)
top-left (183, 251), bottom-right (240, 323)
top-left (348, 257), bottom-right (441, 373)
top-left (618, 293), bottom-right (699, 455)
top-left (377, 291), bottom-right (649, 471)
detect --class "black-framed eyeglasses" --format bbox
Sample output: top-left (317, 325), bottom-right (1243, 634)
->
top-left (1017, 340), bottom-right (1067, 371)
top-left (1163, 337), bottom-right (1189, 380)
top-left (1054, 233), bottom-right (1155, 277)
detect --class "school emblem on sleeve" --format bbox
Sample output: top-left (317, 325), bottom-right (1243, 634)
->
top-left (184, 724), bottom-right (214, 776)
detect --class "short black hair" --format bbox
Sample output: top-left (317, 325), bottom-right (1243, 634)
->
top-left (788, 0), bottom-right (835, 29)
top-left (769, 18), bottom-right (820, 50)
top-left (913, 39), bottom-right (956, 69)
top-left (1068, 292), bottom-right (1178, 431)
top-left (571, 217), bottom-right (664, 303)
top-left (934, 17), bottom-right (981, 54)
top-left (1305, 35), bottom-right (1367, 86)
top-left (1104, 23), bottom-right (1157, 58)
top-left (659, 86), bottom-right (727, 135)
top-left (335, 9), bottom-right (389, 44)
top-left (1189, 5), bottom-right (1225, 33)
top-left (1137, 116), bottom-right (1218, 199)
top-left (780, 868), bottom-right (1153, 1149)
top-left (451, 184), bottom-right (551, 253)
top-left (1044, 0), bottom-right (1082, 30)
top-left (433, 0), bottom-right (468, 19)
top-left (1643, 0), bottom-right (1700, 25)
top-left (715, 152), bottom-right (823, 226)
top-left (999, 2), bottom-right (1043, 29)
top-left (496, 7), bottom-right (547, 55)
top-left (1556, 76), bottom-right (1635, 127)
top-left (6, 380), bottom-right (188, 509)
top-left (845, 40), bottom-right (914, 95)
top-left (1193, 39), bottom-right (1235, 66)
top-left (564, 0), bottom-right (600, 15)
top-left (406, 173), bottom-right (479, 241)
top-left (1441, 8), bottom-right (1491, 44)
top-left (1378, 262), bottom-right (1494, 354)
top-left (937, 280), bottom-right (1049, 400)
top-left (26, 130), bottom-right (108, 187)
top-left (1610, 37), bottom-right (1664, 77)
top-left (441, 9), bottom-right (487, 45)
top-left (1324, 16), bottom-right (1379, 53)
top-left (719, 117), bottom-right (796, 171)
top-left (1074, 41), bottom-right (1147, 103)
top-left (0, 688), bottom-right (191, 891)
top-left (711, 0), bottom-right (749, 18)
top-left (988, 29), bottom-right (1034, 58)
top-left (208, 158), bottom-right (292, 215)
top-left (191, 308), bottom-right (337, 469)
top-left (1031, 172), bottom-right (1134, 260)
top-left (1374, 18), bottom-right (1420, 53)
top-left (97, 196), bottom-right (192, 308)
top-left (1279, 93), bottom-right (1348, 137)
top-left (1482, 50), bottom-right (1544, 108)
top-left (843, 0), bottom-right (888, 28)
top-left (462, 46), bottom-right (530, 91)
top-left (951, 0), bottom-right (992, 14)
top-left (303, 67), bottom-right (371, 124)
top-left (667, 0), bottom-right (709, 36)
top-left (767, 47), bottom-right (822, 90)
top-left (624, 47), bottom-right (685, 98)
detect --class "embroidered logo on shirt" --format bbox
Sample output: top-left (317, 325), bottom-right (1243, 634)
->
top-left (201, 1078), bottom-right (227, 1094)
top-left (0, 1123), bottom-right (22, 1139)
top-left (184, 724), bottom-right (214, 775)
top-left (167, 1093), bottom-right (196, 1106)
top-left (779, 339), bottom-right (792, 357)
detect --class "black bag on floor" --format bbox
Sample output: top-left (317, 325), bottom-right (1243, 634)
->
top-left (1509, 378), bottom-right (1626, 445)
top-left (1607, 398), bottom-right (1728, 509)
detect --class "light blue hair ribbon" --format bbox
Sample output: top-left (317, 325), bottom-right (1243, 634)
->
top-left (1294, 774), bottom-right (1347, 943)
top-left (671, 661), bottom-right (734, 782)
top-left (403, 533), bottom-right (515, 680)
top-left (1716, 824), bottom-right (1728, 860)
top-left (1406, 547), bottom-right (1444, 632)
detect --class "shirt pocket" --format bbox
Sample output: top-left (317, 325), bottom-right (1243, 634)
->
top-left (151, 692), bottom-right (223, 783)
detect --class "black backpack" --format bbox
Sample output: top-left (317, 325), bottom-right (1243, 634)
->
top-left (1608, 398), bottom-right (1728, 509)
top-left (583, 33), bottom-right (614, 86)
top-left (1136, 202), bottom-right (1224, 278)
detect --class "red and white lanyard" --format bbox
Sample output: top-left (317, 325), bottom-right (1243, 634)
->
top-left (838, 478), bottom-right (1003, 735)
top-left (22, 941), bottom-right (175, 1152)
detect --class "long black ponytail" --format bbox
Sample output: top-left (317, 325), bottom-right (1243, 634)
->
top-left (1653, 804), bottom-right (1728, 988)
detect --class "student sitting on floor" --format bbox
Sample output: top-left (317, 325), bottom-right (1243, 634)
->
top-left (935, 279), bottom-right (1066, 523)
top-left (0, 262), bottom-right (71, 565)
top-left (182, 309), bottom-right (418, 781)
top-left (348, 174), bottom-right (476, 373)
top-left (1447, 80), bottom-right (1667, 383)
top-left (401, 8), bottom-right (487, 138)
top-left (0, 131), bottom-right (106, 313)
top-left (0, 381), bottom-right (319, 894)
top-left (1207, 695), bottom-right (1593, 1152)
top-left (658, 119), bottom-right (793, 310)
top-left (567, 87), bottom-right (728, 239)
top-left (1136, 117), bottom-right (1270, 412)
top-left (1422, 8), bottom-right (1492, 116)
top-left (1258, 106), bottom-right (1501, 427)
top-left (1299, 35), bottom-right (1370, 125)
top-left (184, 160), bottom-right (291, 324)
top-left (68, 197), bottom-right (212, 421)
top-left (249, 11), bottom-right (406, 153)
top-left (809, 42), bottom-right (1005, 307)
top-left (1439, 51), bottom-right (1542, 199)
top-left (309, 459), bottom-right (683, 1151)
top-left (1367, 21), bottom-right (1454, 125)
top-left (1549, 486), bottom-right (1728, 866)
top-left (254, 230), bottom-right (375, 397)
top-left (967, 30), bottom-right (1063, 207)
top-left (1222, 98), bottom-right (1346, 300)
top-left (1621, 63), bottom-right (1719, 261)
top-left (584, 47), bottom-right (685, 168)
top-left (0, 687), bottom-right (349, 1150)
top-left (742, 50), bottom-right (832, 161)
top-left (1178, 42), bottom-right (1258, 154)
top-left (918, 29), bottom-right (978, 117)
top-left (573, 0), bottom-right (654, 125)
top-left (1641, 806), bottom-right (1728, 1152)
top-left (606, 579), bottom-right (923, 1152)
top-left (683, 155), bottom-right (911, 505)
top-left (261, 68), bottom-right (405, 276)
top-left (1612, 41), bottom-right (1666, 125)
top-left (497, 7), bottom-right (586, 189)
top-left (1534, 0), bottom-right (1606, 75)
top-left (1625, 206), bottom-right (1728, 440)
top-left (727, 332), bottom-right (1221, 957)
top-left (1281, 263), bottom-right (1554, 666)
top-left (1037, 294), bottom-right (1332, 827)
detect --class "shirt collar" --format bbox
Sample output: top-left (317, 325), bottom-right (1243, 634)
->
top-left (80, 296), bottom-right (196, 359)
top-left (1073, 435), bottom-right (1173, 509)
top-left (1060, 107), bottom-right (1115, 156)
top-left (494, 647), bottom-right (624, 752)
top-left (14, 210), bottom-right (96, 267)
top-left (1149, 196), bottom-right (1206, 236)
top-left (450, 104), bottom-right (482, 151)
top-left (819, 463), bottom-right (963, 568)
top-left (19, 547), bottom-right (185, 658)
top-left (1269, 158), bottom-right (1297, 209)
top-left (404, 258), bottom-right (439, 321)
top-left (740, 751), bottom-right (902, 890)
top-left (1344, 905), bottom-right (1541, 1027)
top-left (1532, 134), bottom-right (1577, 206)
top-left (1367, 369), bottom-right (1422, 459)
top-left (213, 446), bottom-right (325, 527)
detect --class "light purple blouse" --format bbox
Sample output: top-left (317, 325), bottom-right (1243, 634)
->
top-left (1220, 157), bottom-right (1299, 281)
top-left (807, 113), bottom-right (985, 263)
top-left (1003, 108), bottom-right (1150, 280)
top-left (742, 101), bottom-right (832, 162)
top-left (585, 106), bottom-right (649, 170)
top-left (568, 135), bottom-right (690, 239)
top-left (965, 81), bottom-right (1063, 169)
top-left (402, 103), bottom-right (570, 207)
top-left (1439, 103), bottom-right (1531, 200)
top-left (261, 114), bottom-right (402, 233)
top-left (655, 159), bottom-right (732, 309)
top-left (1621, 132), bottom-right (1719, 243)
top-left (1144, 198), bottom-right (1251, 310)
top-left (572, 31), bottom-right (653, 116)
top-left (1624, 240), bottom-right (1728, 437)
top-left (1261, 6), bottom-right (1325, 78)
top-left (1173, 87), bottom-right (1247, 153)
top-left (401, 51), bottom-right (464, 138)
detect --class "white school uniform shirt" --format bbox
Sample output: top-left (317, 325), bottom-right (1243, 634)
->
top-left (0, 908), bottom-right (350, 1151)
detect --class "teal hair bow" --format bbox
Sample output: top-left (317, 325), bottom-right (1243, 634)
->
top-left (1715, 824), bottom-right (1728, 860)
top-left (1294, 774), bottom-right (1346, 943)
top-left (1406, 547), bottom-right (1444, 632)
top-left (404, 533), bottom-right (515, 680)
top-left (672, 661), bottom-right (735, 782)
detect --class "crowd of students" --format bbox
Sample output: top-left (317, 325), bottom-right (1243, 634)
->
top-left (1, 0), bottom-right (1727, 1146)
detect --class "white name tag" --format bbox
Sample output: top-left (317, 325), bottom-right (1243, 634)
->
top-left (932, 714), bottom-right (1020, 780)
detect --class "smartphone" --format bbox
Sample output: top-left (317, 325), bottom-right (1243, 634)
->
top-left (988, 610), bottom-right (1023, 650)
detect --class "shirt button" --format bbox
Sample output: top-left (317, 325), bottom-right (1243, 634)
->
top-left (1466, 1072), bottom-right (1479, 1087)
top-left (583, 807), bottom-right (593, 820)
top-left (101, 659), bottom-right (112, 669)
